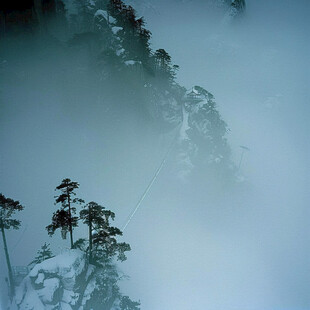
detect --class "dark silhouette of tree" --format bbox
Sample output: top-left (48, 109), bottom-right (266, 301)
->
top-left (232, 0), bottom-right (246, 11)
top-left (46, 178), bottom-right (84, 248)
top-left (93, 216), bottom-right (130, 264)
top-left (79, 200), bottom-right (133, 309)
top-left (231, 0), bottom-right (246, 17)
top-left (80, 201), bottom-right (105, 263)
top-left (0, 193), bottom-right (24, 300)
top-left (83, 261), bottom-right (121, 309)
top-left (153, 48), bottom-right (177, 84)
top-left (154, 48), bottom-right (171, 69)
top-left (107, 0), bottom-right (152, 68)
top-left (28, 242), bottom-right (54, 267)
top-left (120, 296), bottom-right (141, 310)
top-left (80, 201), bottom-right (130, 265)
top-left (180, 85), bottom-right (233, 182)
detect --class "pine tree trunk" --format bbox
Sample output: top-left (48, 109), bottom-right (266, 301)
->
top-left (88, 205), bottom-right (92, 263)
top-left (67, 188), bottom-right (74, 249)
top-left (0, 222), bottom-right (15, 300)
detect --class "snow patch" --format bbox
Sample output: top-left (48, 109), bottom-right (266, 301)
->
top-left (112, 26), bottom-right (123, 34)
top-left (125, 60), bottom-right (142, 66)
top-left (11, 250), bottom-right (86, 310)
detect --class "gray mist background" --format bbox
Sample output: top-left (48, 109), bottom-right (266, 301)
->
top-left (0, 0), bottom-right (309, 309)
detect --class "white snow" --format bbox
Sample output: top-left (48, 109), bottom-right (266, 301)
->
top-left (37, 278), bottom-right (60, 304)
top-left (112, 26), bottom-right (123, 34)
top-left (95, 10), bottom-right (116, 24)
top-left (34, 273), bottom-right (44, 285)
top-left (11, 250), bottom-right (87, 310)
top-left (125, 60), bottom-right (141, 66)
top-left (29, 250), bottom-right (85, 281)
top-left (94, 9), bottom-right (108, 20)
top-left (116, 48), bottom-right (125, 56)
top-left (62, 289), bottom-right (79, 305)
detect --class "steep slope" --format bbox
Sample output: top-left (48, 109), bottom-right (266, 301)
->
top-left (0, 0), bottom-right (235, 184)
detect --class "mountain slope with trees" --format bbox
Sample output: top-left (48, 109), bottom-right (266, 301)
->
top-left (0, 0), bottom-right (247, 308)
top-left (0, 0), bottom-right (236, 184)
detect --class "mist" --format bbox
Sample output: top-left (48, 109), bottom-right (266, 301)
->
top-left (0, 0), bottom-right (309, 309)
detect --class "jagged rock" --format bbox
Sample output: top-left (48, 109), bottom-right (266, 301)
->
top-left (10, 250), bottom-right (87, 310)
top-left (10, 249), bottom-right (129, 310)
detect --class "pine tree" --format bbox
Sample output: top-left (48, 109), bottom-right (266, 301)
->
top-left (232, 0), bottom-right (246, 11)
top-left (179, 85), bottom-right (233, 182)
top-left (46, 178), bottom-right (84, 248)
top-left (84, 262), bottom-right (122, 309)
top-left (120, 296), bottom-right (141, 310)
top-left (108, 0), bottom-right (152, 65)
top-left (79, 201), bottom-right (132, 309)
top-left (154, 49), bottom-right (171, 69)
top-left (29, 242), bottom-right (54, 267)
top-left (0, 193), bottom-right (24, 300)
top-left (230, 0), bottom-right (246, 17)
top-left (80, 201), bottom-right (106, 263)
top-left (154, 48), bottom-right (177, 85)
top-left (80, 201), bottom-right (131, 265)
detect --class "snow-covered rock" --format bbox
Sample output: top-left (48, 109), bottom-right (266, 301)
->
top-left (112, 26), bottom-right (123, 35)
top-left (10, 250), bottom-right (89, 310)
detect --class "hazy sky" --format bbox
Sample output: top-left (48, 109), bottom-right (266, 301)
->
top-left (0, 0), bottom-right (309, 309)
top-left (121, 1), bottom-right (310, 309)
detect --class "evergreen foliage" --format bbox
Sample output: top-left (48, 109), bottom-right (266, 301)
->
top-left (0, 193), bottom-right (24, 299)
top-left (46, 178), bottom-right (84, 248)
top-left (1, 0), bottom-right (235, 182)
top-left (28, 242), bottom-right (54, 267)
top-left (120, 295), bottom-right (141, 310)
top-left (0, 0), bottom-right (242, 307)
top-left (80, 201), bottom-right (131, 265)
top-left (78, 199), bottom-right (133, 309)
top-left (179, 86), bottom-right (234, 182)
top-left (230, 0), bottom-right (246, 17)
top-left (0, 194), bottom-right (24, 230)
top-left (43, 180), bottom-right (135, 309)
top-left (232, 0), bottom-right (246, 11)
